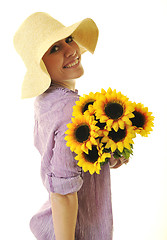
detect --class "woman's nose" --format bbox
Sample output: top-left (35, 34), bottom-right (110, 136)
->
top-left (64, 43), bottom-right (77, 58)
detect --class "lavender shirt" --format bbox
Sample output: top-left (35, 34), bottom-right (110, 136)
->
top-left (30, 86), bottom-right (113, 240)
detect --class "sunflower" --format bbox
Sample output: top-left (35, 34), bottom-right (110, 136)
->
top-left (72, 92), bottom-right (99, 117)
top-left (65, 115), bottom-right (99, 154)
top-left (75, 145), bottom-right (111, 175)
top-left (129, 102), bottom-right (154, 137)
top-left (94, 88), bottom-right (135, 132)
top-left (101, 125), bottom-right (135, 153)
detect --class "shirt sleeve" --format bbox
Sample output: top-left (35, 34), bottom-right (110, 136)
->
top-left (40, 95), bottom-right (83, 195)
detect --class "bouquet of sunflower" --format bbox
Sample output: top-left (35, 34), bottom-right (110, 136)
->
top-left (65, 88), bottom-right (154, 175)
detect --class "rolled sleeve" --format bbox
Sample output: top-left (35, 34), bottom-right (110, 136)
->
top-left (45, 173), bottom-right (83, 195)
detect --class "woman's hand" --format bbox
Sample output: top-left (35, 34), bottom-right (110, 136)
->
top-left (109, 153), bottom-right (129, 169)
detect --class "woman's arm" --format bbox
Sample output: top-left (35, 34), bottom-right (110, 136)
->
top-left (50, 191), bottom-right (78, 240)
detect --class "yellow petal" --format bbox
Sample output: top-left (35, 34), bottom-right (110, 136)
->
top-left (117, 142), bottom-right (124, 152)
top-left (122, 116), bottom-right (132, 125)
top-left (103, 131), bottom-right (109, 137)
top-left (66, 123), bottom-right (74, 128)
top-left (118, 119), bottom-right (125, 129)
top-left (81, 144), bottom-right (89, 154)
top-left (128, 112), bottom-right (135, 118)
top-left (90, 137), bottom-right (98, 145)
top-left (101, 88), bottom-right (107, 94)
top-left (111, 143), bottom-right (117, 152)
top-left (105, 141), bottom-right (112, 149)
top-left (70, 145), bottom-right (76, 152)
top-left (124, 141), bottom-right (131, 150)
top-left (122, 116), bottom-right (129, 122)
top-left (107, 87), bottom-right (112, 94)
top-left (103, 153), bottom-right (111, 160)
top-left (112, 122), bottom-right (119, 132)
top-left (86, 141), bottom-right (92, 150)
top-left (101, 136), bottom-right (109, 143)
top-left (99, 94), bottom-right (107, 102)
top-left (100, 115), bottom-right (109, 122)
top-left (107, 119), bottom-right (114, 128)
top-left (65, 129), bottom-right (71, 135)
top-left (64, 136), bottom-right (68, 141)
top-left (75, 145), bottom-right (82, 154)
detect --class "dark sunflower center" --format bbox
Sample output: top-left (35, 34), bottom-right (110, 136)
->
top-left (104, 102), bottom-right (124, 119)
top-left (75, 125), bottom-right (90, 143)
top-left (130, 111), bottom-right (145, 128)
top-left (94, 115), bottom-right (106, 129)
top-left (83, 145), bottom-right (99, 163)
top-left (108, 128), bottom-right (127, 143)
top-left (82, 101), bottom-right (94, 113)
top-left (96, 120), bottom-right (106, 129)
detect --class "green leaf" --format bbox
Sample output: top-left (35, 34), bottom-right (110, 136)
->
top-left (113, 150), bottom-right (122, 159)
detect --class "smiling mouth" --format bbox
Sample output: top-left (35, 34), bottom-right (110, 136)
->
top-left (63, 57), bottom-right (80, 69)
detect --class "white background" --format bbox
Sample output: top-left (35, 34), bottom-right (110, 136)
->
top-left (1, 0), bottom-right (167, 239)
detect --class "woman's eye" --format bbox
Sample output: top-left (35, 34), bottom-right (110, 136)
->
top-left (50, 45), bottom-right (59, 54)
top-left (66, 36), bottom-right (73, 44)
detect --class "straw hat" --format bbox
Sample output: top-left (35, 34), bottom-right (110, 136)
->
top-left (13, 12), bottom-right (99, 99)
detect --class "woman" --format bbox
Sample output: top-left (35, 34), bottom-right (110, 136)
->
top-left (14, 12), bottom-right (126, 240)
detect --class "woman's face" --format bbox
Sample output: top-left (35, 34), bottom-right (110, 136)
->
top-left (42, 36), bottom-right (84, 84)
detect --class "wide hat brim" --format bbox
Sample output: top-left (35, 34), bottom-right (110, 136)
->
top-left (13, 13), bottom-right (99, 99)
